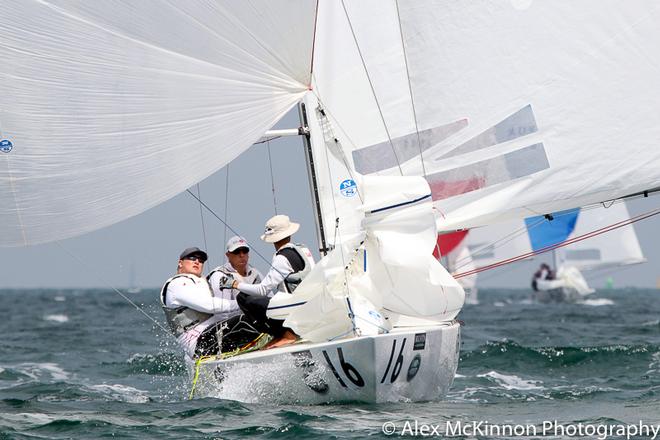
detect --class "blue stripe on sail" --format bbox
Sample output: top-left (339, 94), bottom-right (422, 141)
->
top-left (267, 301), bottom-right (307, 311)
top-left (525, 208), bottom-right (580, 252)
top-left (369, 194), bottom-right (432, 214)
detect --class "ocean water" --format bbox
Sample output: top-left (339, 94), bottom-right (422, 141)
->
top-left (1, 288), bottom-right (659, 439)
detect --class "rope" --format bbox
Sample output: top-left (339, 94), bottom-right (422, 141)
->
top-left (185, 189), bottom-right (279, 270)
top-left (454, 205), bottom-right (660, 279)
top-left (340, 0), bottom-right (403, 176)
top-left (223, 164), bottom-right (230, 247)
top-left (195, 183), bottom-right (209, 263)
top-left (53, 241), bottom-right (173, 338)
top-left (395, 0), bottom-right (426, 178)
top-left (266, 140), bottom-right (279, 214)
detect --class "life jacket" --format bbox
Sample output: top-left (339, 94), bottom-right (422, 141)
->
top-left (276, 243), bottom-right (315, 293)
top-left (160, 274), bottom-right (213, 337)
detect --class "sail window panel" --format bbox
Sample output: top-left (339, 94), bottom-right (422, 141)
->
top-left (352, 119), bottom-right (468, 175)
top-left (439, 105), bottom-right (538, 160)
top-left (426, 143), bottom-right (550, 201)
top-left (468, 244), bottom-right (495, 261)
top-left (564, 249), bottom-right (602, 262)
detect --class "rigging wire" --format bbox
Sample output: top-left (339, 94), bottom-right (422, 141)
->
top-left (453, 205), bottom-right (660, 279)
top-left (54, 241), bottom-right (173, 338)
top-left (266, 140), bottom-right (279, 214)
top-left (394, 0), bottom-right (426, 178)
top-left (339, 0), bottom-right (403, 176)
top-left (195, 183), bottom-right (209, 262)
top-left (223, 164), bottom-right (230, 247)
top-left (185, 189), bottom-right (281, 270)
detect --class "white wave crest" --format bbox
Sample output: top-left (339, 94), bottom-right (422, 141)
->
top-left (44, 314), bottom-right (69, 323)
top-left (478, 370), bottom-right (543, 390)
top-left (89, 384), bottom-right (150, 403)
top-left (580, 298), bottom-right (615, 306)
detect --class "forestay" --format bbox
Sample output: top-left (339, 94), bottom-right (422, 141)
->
top-left (0, 0), bottom-right (316, 246)
top-left (311, 0), bottom-right (660, 233)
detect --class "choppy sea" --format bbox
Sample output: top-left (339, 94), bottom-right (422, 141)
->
top-left (1, 287), bottom-right (659, 439)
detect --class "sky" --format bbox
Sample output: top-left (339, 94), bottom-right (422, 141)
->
top-left (2, 108), bottom-right (660, 290)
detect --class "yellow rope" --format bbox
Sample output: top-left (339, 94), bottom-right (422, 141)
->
top-left (188, 355), bottom-right (215, 399)
top-left (187, 334), bottom-right (271, 399)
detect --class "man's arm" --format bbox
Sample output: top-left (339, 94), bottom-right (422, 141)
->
top-left (167, 278), bottom-right (238, 313)
top-left (236, 255), bottom-right (292, 296)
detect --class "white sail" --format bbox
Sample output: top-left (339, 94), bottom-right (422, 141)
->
top-left (467, 220), bottom-right (533, 270)
top-left (557, 202), bottom-right (645, 272)
top-left (311, 1), bottom-right (660, 233)
top-left (269, 175), bottom-right (465, 342)
top-left (0, 0), bottom-right (316, 246)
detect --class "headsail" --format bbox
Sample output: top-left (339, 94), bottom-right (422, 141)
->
top-left (556, 202), bottom-right (645, 272)
top-left (0, 0), bottom-right (317, 246)
top-left (311, 0), bottom-right (660, 232)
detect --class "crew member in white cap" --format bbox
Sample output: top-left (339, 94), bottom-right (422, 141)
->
top-left (208, 236), bottom-right (264, 310)
top-left (227, 215), bottom-right (315, 348)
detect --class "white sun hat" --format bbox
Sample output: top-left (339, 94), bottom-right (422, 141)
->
top-left (260, 214), bottom-right (300, 243)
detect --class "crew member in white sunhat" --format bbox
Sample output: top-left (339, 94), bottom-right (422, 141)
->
top-left (227, 214), bottom-right (315, 348)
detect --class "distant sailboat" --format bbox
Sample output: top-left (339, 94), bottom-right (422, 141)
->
top-left (3, 1), bottom-right (660, 403)
top-left (467, 203), bottom-right (645, 302)
top-left (127, 263), bottom-right (141, 294)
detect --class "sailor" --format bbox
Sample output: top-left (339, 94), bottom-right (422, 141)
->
top-left (200, 236), bottom-right (265, 353)
top-left (227, 215), bottom-right (315, 348)
top-left (160, 247), bottom-right (237, 359)
top-left (207, 236), bottom-right (265, 312)
top-left (531, 263), bottom-right (555, 291)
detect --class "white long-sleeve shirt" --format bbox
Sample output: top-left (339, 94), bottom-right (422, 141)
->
top-left (162, 273), bottom-right (237, 359)
top-left (236, 253), bottom-right (293, 297)
top-left (207, 262), bottom-right (264, 321)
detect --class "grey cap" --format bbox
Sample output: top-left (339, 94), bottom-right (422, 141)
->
top-left (179, 247), bottom-right (208, 262)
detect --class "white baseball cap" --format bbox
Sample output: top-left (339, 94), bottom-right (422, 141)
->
top-left (226, 236), bottom-right (250, 252)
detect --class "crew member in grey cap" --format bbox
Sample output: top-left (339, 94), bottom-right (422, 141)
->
top-left (207, 236), bottom-right (264, 317)
top-left (159, 247), bottom-right (238, 360)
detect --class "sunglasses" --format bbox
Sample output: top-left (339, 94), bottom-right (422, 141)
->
top-left (183, 255), bottom-right (206, 263)
top-left (230, 248), bottom-right (249, 255)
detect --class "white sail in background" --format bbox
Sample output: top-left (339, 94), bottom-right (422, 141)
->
top-left (0, 0), bottom-right (316, 246)
top-left (311, 1), bottom-right (660, 234)
top-left (557, 202), bottom-right (645, 272)
top-left (467, 220), bottom-right (533, 270)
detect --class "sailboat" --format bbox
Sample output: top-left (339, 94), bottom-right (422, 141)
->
top-left (530, 203), bottom-right (646, 302)
top-left (3, 1), bottom-right (660, 403)
top-left (438, 232), bottom-right (479, 304)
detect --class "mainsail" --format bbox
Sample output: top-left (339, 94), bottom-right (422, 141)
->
top-left (310, 1), bottom-right (660, 235)
top-left (0, 0), bottom-right (316, 246)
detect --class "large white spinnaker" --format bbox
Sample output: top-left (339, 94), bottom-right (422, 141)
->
top-left (311, 0), bottom-right (660, 232)
top-left (0, 0), bottom-right (317, 247)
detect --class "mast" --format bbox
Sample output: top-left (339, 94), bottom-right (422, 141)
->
top-left (298, 102), bottom-right (329, 257)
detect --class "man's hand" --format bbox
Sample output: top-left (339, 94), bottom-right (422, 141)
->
top-left (218, 274), bottom-right (236, 290)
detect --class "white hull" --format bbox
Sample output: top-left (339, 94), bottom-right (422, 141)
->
top-left (191, 321), bottom-right (461, 404)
